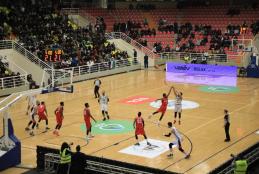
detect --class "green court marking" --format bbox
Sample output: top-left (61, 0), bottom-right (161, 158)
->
top-left (80, 120), bottom-right (134, 135)
top-left (199, 86), bottom-right (240, 93)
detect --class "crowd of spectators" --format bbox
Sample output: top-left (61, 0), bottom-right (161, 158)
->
top-left (251, 21), bottom-right (259, 35)
top-left (129, 3), bottom-right (156, 11)
top-left (152, 21), bottom-right (250, 53)
top-left (1, 0), bottom-right (130, 70)
top-left (0, 56), bottom-right (11, 78)
top-left (113, 20), bottom-right (156, 38)
top-left (113, 18), bottom-right (243, 53)
top-left (113, 19), bottom-right (155, 48)
top-left (0, 55), bottom-right (27, 89)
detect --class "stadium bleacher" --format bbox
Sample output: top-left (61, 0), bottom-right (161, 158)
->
top-left (100, 6), bottom-right (257, 54)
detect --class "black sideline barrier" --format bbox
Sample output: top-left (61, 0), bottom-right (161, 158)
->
top-left (209, 142), bottom-right (259, 174)
top-left (37, 146), bottom-right (179, 174)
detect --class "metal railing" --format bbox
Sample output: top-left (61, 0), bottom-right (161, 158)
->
top-left (0, 40), bottom-right (52, 70)
top-left (158, 52), bottom-right (228, 62)
top-left (44, 153), bottom-right (60, 173)
top-left (43, 153), bottom-right (155, 174)
top-left (62, 8), bottom-right (96, 25)
top-left (214, 143), bottom-right (259, 174)
top-left (105, 32), bottom-right (249, 66)
top-left (0, 74), bottom-right (28, 90)
top-left (61, 8), bottom-right (80, 15)
top-left (12, 41), bottom-right (52, 70)
top-left (0, 55), bottom-right (28, 75)
top-left (79, 10), bottom-right (96, 25)
top-left (53, 58), bottom-right (139, 77)
top-left (106, 32), bottom-right (159, 59)
top-left (0, 40), bottom-right (12, 49)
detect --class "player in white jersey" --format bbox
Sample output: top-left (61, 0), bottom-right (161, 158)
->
top-left (164, 122), bottom-right (190, 159)
top-left (26, 95), bottom-right (36, 115)
top-left (98, 91), bottom-right (110, 121)
top-left (25, 100), bottom-right (40, 136)
top-left (172, 86), bottom-right (183, 125)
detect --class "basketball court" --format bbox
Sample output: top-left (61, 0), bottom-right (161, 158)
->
top-left (0, 68), bottom-right (259, 174)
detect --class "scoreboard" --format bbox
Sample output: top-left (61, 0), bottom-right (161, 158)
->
top-left (44, 49), bottom-right (62, 62)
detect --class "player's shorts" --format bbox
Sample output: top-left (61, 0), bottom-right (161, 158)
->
top-left (85, 121), bottom-right (91, 130)
top-left (38, 113), bottom-right (47, 120)
top-left (29, 113), bottom-right (36, 123)
top-left (56, 115), bottom-right (63, 124)
top-left (157, 107), bottom-right (167, 114)
top-left (28, 99), bottom-right (36, 107)
top-left (174, 104), bottom-right (182, 113)
top-left (135, 127), bottom-right (145, 135)
top-left (100, 104), bottom-right (108, 112)
top-left (172, 139), bottom-right (182, 148)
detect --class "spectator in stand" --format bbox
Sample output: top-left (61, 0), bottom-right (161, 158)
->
top-left (175, 45), bottom-right (180, 52)
top-left (164, 45), bottom-right (171, 52)
top-left (143, 18), bottom-right (148, 27)
top-left (251, 21), bottom-right (259, 35)
top-left (133, 49), bottom-right (138, 64)
top-left (0, 0), bottom-right (131, 70)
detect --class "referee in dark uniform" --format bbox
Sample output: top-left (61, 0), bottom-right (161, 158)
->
top-left (224, 109), bottom-right (231, 142)
top-left (94, 78), bottom-right (101, 98)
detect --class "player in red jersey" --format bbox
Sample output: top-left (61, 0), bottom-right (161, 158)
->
top-left (36, 101), bottom-right (50, 132)
top-left (84, 103), bottom-right (97, 142)
top-left (133, 112), bottom-right (151, 146)
top-left (53, 102), bottom-right (64, 136)
top-left (149, 86), bottom-right (173, 126)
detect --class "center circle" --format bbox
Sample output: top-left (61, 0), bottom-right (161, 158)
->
top-left (149, 100), bottom-right (199, 110)
top-left (99, 124), bottom-right (125, 130)
top-left (80, 120), bottom-right (134, 135)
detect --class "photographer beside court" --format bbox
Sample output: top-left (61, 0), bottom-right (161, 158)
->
top-left (231, 154), bottom-right (248, 174)
top-left (57, 142), bottom-right (73, 174)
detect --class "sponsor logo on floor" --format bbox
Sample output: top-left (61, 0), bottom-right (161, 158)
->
top-left (199, 86), bottom-right (240, 93)
top-left (150, 100), bottom-right (199, 110)
top-left (119, 139), bottom-right (171, 158)
top-left (120, 96), bottom-right (155, 105)
top-left (81, 120), bottom-right (134, 135)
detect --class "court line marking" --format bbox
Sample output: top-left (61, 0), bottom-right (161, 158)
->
top-left (10, 71), bottom-right (257, 171)
top-left (32, 94), bottom-right (254, 171)
top-left (183, 129), bottom-right (259, 173)
top-left (184, 97), bottom-right (247, 105)
top-left (8, 70), bottom-right (167, 122)
top-left (22, 145), bottom-right (36, 150)
top-left (185, 102), bottom-right (254, 135)
top-left (162, 101), bottom-right (255, 172)
top-left (139, 108), bottom-right (210, 120)
top-left (20, 95), bottom-right (159, 145)
top-left (20, 121), bottom-right (81, 141)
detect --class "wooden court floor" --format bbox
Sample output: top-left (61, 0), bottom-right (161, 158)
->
top-left (1, 69), bottom-right (259, 174)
